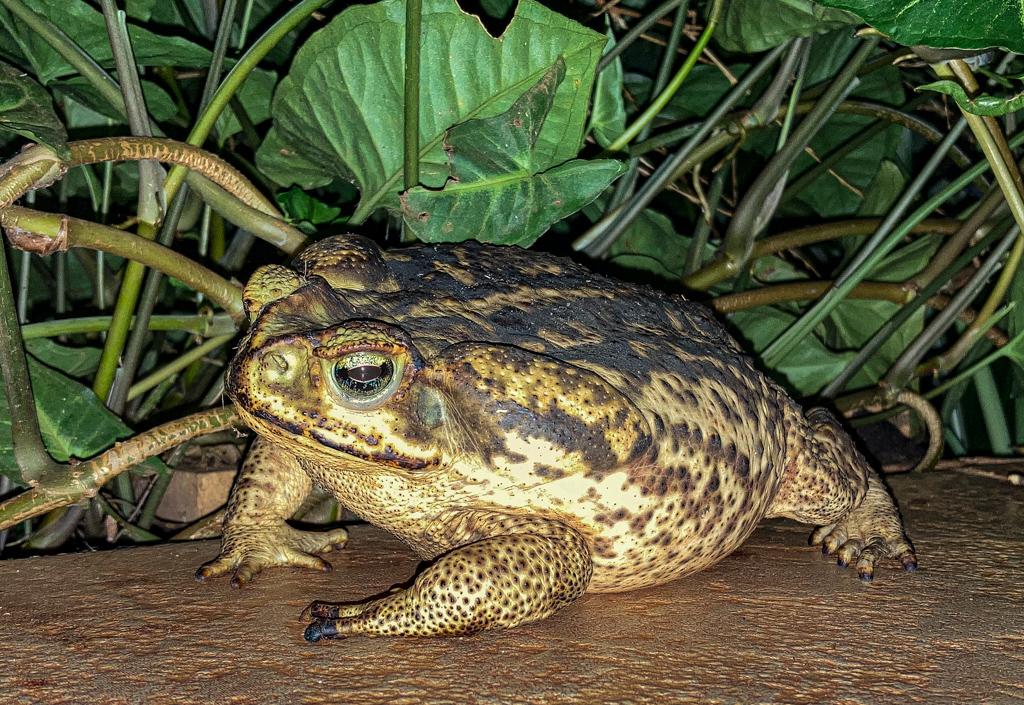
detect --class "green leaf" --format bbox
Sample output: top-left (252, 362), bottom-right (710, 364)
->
top-left (401, 61), bottom-right (625, 246)
top-left (0, 0), bottom-right (212, 85)
top-left (25, 339), bottom-right (102, 377)
top-left (0, 59), bottom-right (68, 158)
top-left (214, 68), bottom-right (277, 147)
top-left (714, 0), bottom-right (859, 53)
top-left (624, 64), bottom-right (752, 123)
top-left (52, 77), bottom-right (178, 126)
top-left (816, 0), bottom-right (1024, 53)
top-left (277, 187), bottom-right (343, 226)
top-left (588, 27), bottom-right (625, 149)
top-left (856, 159), bottom-right (905, 217)
top-left (608, 209), bottom-right (710, 280)
top-left (0, 359), bottom-right (164, 485)
top-left (262, 0), bottom-right (607, 218)
top-left (256, 126), bottom-right (335, 189)
top-left (918, 80), bottom-right (1024, 117)
top-left (729, 307), bottom-right (855, 396)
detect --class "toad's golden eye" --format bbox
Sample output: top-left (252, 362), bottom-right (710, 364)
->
top-left (327, 352), bottom-right (404, 409)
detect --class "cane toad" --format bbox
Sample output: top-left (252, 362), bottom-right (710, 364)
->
top-left (199, 233), bottom-right (917, 640)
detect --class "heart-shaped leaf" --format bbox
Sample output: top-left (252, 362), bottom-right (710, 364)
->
top-left (400, 60), bottom-right (625, 246)
top-left (258, 0), bottom-right (607, 222)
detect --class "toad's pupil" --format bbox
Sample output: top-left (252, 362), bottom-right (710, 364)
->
top-left (347, 364), bottom-right (381, 383)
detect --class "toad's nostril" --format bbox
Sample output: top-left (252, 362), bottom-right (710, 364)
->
top-left (268, 353), bottom-right (289, 372)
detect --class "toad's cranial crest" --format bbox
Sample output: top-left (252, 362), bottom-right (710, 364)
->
top-left (197, 233), bottom-right (917, 640)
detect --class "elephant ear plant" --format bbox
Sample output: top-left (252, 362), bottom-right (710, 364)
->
top-left (0, 0), bottom-right (1023, 550)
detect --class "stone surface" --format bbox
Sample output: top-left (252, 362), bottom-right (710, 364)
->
top-left (0, 471), bottom-right (1021, 704)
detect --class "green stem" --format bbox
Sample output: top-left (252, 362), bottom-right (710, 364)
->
top-left (973, 366), bottom-right (1012, 455)
top-left (760, 116), bottom-right (969, 369)
top-left (164, 0), bottom-right (331, 202)
top-left (606, 0), bottom-right (691, 214)
top-left (1, 207), bottom-right (245, 322)
top-left (574, 43), bottom-right (788, 256)
top-left (128, 334), bottom-right (235, 401)
top-left (685, 162), bottom-right (728, 276)
top-left (403, 0), bottom-right (421, 190)
top-left (21, 313), bottom-right (238, 340)
top-left (820, 219), bottom-right (1011, 398)
top-left (0, 243), bottom-right (61, 485)
top-left (888, 223), bottom-right (1018, 386)
top-left (596, 0), bottom-right (687, 75)
top-left (603, 0), bottom-right (722, 155)
top-left (721, 35), bottom-right (878, 269)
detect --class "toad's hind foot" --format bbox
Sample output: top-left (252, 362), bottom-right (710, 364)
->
top-left (302, 530), bottom-right (593, 640)
top-left (810, 473), bottom-right (917, 582)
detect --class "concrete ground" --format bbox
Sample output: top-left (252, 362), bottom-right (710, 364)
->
top-left (0, 470), bottom-right (1021, 704)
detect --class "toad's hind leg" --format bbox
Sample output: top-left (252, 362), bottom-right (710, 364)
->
top-left (303, 526), bottom-right (593, 640)
top-left (767, 407), bottom-right (916, 581)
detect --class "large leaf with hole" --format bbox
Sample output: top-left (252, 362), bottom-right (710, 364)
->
top-left (258, 0), bottom-right (607, 220)
top-left (401, 60), bottom-right (625, 246)
top-left (816, 0), bottom-right (1024, 53)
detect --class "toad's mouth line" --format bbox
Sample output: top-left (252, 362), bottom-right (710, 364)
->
top-left (246, 406), bottom-right (433, 471)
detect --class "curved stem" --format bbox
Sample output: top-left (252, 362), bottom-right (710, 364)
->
top-left (711, 280), bottom-right (910, 314)
top-left (687, 217), bottom-right (959, 290)
top-left (1, 207), bottom-right (245, 322)
top-left (0, 407), bottom-right (240, 532)
top-left (606, 0), bottom-right (691, 214)
top-left (68, 138), bottom-right (280, 216)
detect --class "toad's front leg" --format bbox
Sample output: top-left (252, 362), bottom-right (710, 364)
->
top-left (303, 528), bottom-right (593, 640)
top-left (195, 438), bottom-right (348, 587)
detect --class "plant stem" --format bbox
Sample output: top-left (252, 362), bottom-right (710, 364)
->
top-left (1, 207), bottom-right (245, 322)
top-left (603, 0), bottom-right (722, 155)
top-left (596, 0), bottom-right (687, 74)
top-left (607, 0), bottom-right (691, 214)
top-left (888, 224), bottom-right (1019, 386)
top-left (912, 186), bottom-right (1005, 289)
top-left (687, 217), bottom-right (959, 290)
top-left (403, 0), bottom-right (421, 190)
top-left (21, 313), bottom-right (238, 340)
top-left (164, 0), bottom-right (331, 202)
top-left (0, 243), bottom-right (61, 485)
top-left (0, 407), bottom-right (240, 531)
top-left (128, 334), bottom-right (235, 401)
top-left (574, 43), bottom-right (788, 256)
top-left (820, 219), bottom-right (1012, 398)
top-left (973, 366), bottom-right (1012, 454)
top-left (721, 36), bottom-right (878, 272)
top-left (760, 116), bottom-right (969, 369)
top-left (712, 280), bottom-right (911, 313)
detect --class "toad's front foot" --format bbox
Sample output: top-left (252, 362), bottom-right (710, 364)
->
top-left (810, 476), bottom-right (916, 582)
top-left (195, 523), bottom-right (349, 588)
